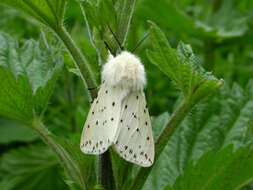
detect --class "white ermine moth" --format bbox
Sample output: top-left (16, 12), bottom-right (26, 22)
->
top-left (80, 51), bottom-right (154, 167)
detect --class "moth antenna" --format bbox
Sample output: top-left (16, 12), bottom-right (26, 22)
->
top-left (131, 33), bottom-right (150, 53)
top-left (104, 41), bottom-right (116, 56)
top-left (107, 25), bottom-right (124, 51)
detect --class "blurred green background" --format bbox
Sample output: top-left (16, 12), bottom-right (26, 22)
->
top-left (0, 0), bottom-right (253, 189)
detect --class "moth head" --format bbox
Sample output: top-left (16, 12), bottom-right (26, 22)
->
top-left (102, 51), bottom-right (146, 91)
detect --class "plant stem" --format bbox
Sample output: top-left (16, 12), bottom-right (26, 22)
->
top-left (98, 152), bottom-right (116, 190)
top-left (34, 121), bottom-right (87, 190)
top-left (55, 26), bottom-right (98, 100)
top-left (130, 101), bottom-right (192, 190)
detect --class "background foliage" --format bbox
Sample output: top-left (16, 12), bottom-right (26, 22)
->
top-left (0, 0), bottom-right (253, 190)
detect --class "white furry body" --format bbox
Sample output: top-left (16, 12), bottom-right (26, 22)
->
top-left (80, 51), bottom-right (154, 167)
top-left (102, 51), bottom-right (146, 91)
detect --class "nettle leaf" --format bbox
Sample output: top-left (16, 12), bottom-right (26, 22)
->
top-left (0, 33), bottom-right (63, 124)
top-left (147, 22), bottom-right (223, 105)
top-left (80, 0), bottom-right (136, 62)
top-left (143, 82), bottom-right (253, 190)
top-left (195, 0), bottom-right (248, 38)
top-left (165, 144), bottom-right (253, 190)
top-left (0, 118), bottom-right (37, 144)
top-left (0, 0), bottom-right (66, 29)
top-left (0, 5), bottom-right (39, 39)
top-left (0, 145), bottom-right (67, 190)
top-left (116, 0), bottom-right (137, 45)
top-left (151, 112), bottom-right (170, 140)
top-left (136, 0), bottom-right (248, 39)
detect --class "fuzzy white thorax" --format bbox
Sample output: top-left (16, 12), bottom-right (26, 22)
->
top-left (102, 51), bottom-right (146, 91)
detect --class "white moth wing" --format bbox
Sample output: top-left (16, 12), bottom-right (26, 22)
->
top-left (113, 91), bottom-right (154, 167)
top-left (80, 83), bottom-right (128, 154)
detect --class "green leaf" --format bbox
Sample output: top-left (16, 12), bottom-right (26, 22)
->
top-left (143, 82), bottom-right (253, 190)
top-left (147, 22), bottom-right (224, 105)
top-left (0, 0), bottom-right (66, 29)
top-left (116, 0), bottom-right (136, 45)
top-left (80, 0), bottom-right (115, 63)
top-left (80, 0), bottom-right (136, 60)
top-left (0, 0), bottom-right (98, 100)
top-left (136, 0), bottom-right (248, 39)
top-left (136, 0), bottom-right (200, 38)
top-left (64, 180), bottom-right (82, 190)
top-left (151, 112), bottom-right (170, 140)
top-left (0, 145), bottom-right (67, 190)
top-left (196, 0), bottom-right (248, 38)
top-left (0, 5), bottom-right (39, 39)
top-left (0, 118), bottom-right (37, 144)
top-left (165, 144), bottom-right (253, 190)
top-left (0, 33), bottom-right (63, 124)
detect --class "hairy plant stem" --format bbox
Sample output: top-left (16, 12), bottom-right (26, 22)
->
top-left (130, 100), bottom-right (192, 190)
top-left (33, 121), bottom-right (87, 190)
top-left (55, 26), bottom-right (97, 100)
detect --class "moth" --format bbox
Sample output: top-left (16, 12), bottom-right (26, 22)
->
top-left (80, 51), bottom-right (154, 167)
